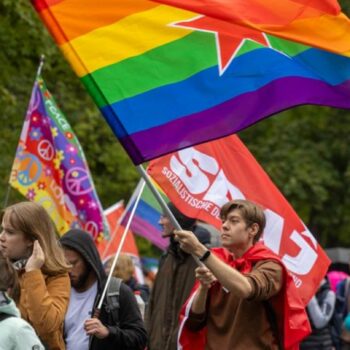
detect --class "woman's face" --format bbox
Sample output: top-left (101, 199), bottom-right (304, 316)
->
top-left (0, 213), bottom-right (33, 261)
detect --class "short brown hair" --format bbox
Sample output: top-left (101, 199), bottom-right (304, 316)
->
top-left (2, 202), bottom-right (70, 276)
top-left (0, 251), bottom-right (20, 303)
top-left (220, 200), bottom-right (266, 243)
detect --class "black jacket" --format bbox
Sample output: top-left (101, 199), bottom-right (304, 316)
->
top-left (60, 229), bottom-right (147, 350)
top-left (146, 224), bottom-right (210, 350)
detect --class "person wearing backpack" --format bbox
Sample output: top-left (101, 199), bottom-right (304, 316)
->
top-left (333, 277), bottom-right (350, 350)
top-left (0, 250), bottom-right (44, 350)
top-left (60, 229), bottom-right (147, 350)
top-left (300, 277), bottom-right (336, 350)
top-left (108, 253), bottom-right (150, 304)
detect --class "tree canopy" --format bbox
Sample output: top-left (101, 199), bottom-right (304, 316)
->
top-left (0, 0), bottom-right (349, 251)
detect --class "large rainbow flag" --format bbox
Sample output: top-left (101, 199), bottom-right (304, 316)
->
top-left (32, 0), bottom-right (350, 164)
top-left (10, 76), bottom-right (108, 242)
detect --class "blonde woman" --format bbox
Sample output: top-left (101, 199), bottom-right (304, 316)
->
top-left (109, 253), bottom-right (149, 303)
top-left (0, 201), bottom-right (70, 350)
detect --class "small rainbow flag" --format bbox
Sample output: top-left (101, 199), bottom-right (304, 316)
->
top-left (123, 180), bottom-right (168, 250)
top-left (32, 0), bottom-right (350, 164)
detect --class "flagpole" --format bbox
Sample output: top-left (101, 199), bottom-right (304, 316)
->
top-left (101, 180), bottom-right (145, 258)
top-left (136, 165), bottom-right (203, 267)
top-left (3, 55), bottom-right (46, 209)
top-left (2, 186), bottom-right (11, 209)
top-left (96, 179), bottom-right (146, 312)
top-left (36, 54), bottom-right (45, 79)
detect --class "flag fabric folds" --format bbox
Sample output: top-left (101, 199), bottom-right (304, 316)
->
top-left (98, 200), bottom-right (144, 283)
top-left (122, 180), bottom-right (168, 250)
top-left (98, 200), bottom-right (140, 260)
top-left (147, 134), bottom-right (330, 304)
top-left (32, 0), bottom-right (350, 164)
top-left (10, 77), bottom-right (107, 242)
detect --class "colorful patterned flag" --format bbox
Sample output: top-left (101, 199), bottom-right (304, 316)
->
top-left (10, 77), bottom-right (108, 242)
top-left (32, 0), bottom-right (350, 164)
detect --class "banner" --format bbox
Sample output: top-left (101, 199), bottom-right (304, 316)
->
top-left (10, 77), bottom-right (108, 242)
top-left (148, 134), bottom-right (330, 304)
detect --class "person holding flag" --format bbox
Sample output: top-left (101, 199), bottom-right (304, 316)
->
top-left (175, 199), bottom-right (310, 350)
top-left (60, 229), bottom-right (147, 350)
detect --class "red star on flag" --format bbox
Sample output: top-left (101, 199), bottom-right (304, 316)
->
top-left (173, 15), bottom-right (271, 75)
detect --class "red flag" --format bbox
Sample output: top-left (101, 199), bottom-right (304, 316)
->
top-left (147, 134), bottom-right (330, 304)
top-left (98, 201), bottom-right (145, 282)
top-left (98, 201), bottom-right (139, 259)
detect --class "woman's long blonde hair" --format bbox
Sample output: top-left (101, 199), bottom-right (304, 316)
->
top-left (2, 202), bottom-right (70, 276)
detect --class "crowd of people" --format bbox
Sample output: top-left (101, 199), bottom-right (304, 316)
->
top-left (0, 200), bottom-right (350, 349)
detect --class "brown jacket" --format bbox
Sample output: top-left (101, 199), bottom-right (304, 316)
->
top-left (146, 241), bottom-right (198, 350)
top-left (18, 269), bottom-right (70, 350)
top-left (187, 260), bottom-right (283, 350)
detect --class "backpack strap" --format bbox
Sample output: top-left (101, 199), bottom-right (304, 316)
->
top-left (0, 313), bottom-right (14, 322)
top-left (106, 277), bottom-right (122, 327)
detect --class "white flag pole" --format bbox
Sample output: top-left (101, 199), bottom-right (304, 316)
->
top-left (101, 180), bottom-right (144, 258)
top-left (97, 179), bottom-right (146, 310)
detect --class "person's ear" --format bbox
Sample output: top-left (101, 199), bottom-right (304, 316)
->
top-left (248, 223), bottom-right (259, 238)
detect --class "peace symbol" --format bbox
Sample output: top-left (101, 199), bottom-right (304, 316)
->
top-left (65, 167), bottom-right (93, 195)
top-left (38, 140), bottom-right (55, 161)
top-left (84, 221), bottom-right (99, 238)
top-left (17, 154), bottom-right (42, 186)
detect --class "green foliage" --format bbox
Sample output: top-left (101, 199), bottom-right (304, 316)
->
top-left (0, 0), bottom-right (138, 211)
top-left (240, 106), bottom-right (350, 247)
top-left (0, 0), bottom-right (349, 256)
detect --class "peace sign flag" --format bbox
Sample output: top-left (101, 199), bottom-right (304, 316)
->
top-left (9, 77), bottom-right (109, 243)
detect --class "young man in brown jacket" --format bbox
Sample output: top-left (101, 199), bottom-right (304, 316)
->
top-left (175, 199), bottom-right (310, 350)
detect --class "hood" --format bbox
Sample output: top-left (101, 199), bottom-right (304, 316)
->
top-left (0, 293), bottom-right (20, 317)
top-left (60, 229), bottom-right (106, 289)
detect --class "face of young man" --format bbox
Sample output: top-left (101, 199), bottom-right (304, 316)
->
top-left (158, 214), bottom-right (175, 238)
top-left (220, 209), bottom-right (257, 252)
top-left (64, 248), bottom-right (92, 292)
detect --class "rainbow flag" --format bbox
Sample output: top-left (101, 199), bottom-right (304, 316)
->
top-left (10, 77), bottom-right (108, 242)
top-left (32, 0), bottom-right (350, 164)
top-left (123, 180), bottom-right (168, 250)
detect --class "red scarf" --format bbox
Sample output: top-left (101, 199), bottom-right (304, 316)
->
top-left (178, 243), bottom-right (311, 350)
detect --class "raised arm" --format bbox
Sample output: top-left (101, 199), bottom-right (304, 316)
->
top-left (174, 230), bottom-right (253, 298)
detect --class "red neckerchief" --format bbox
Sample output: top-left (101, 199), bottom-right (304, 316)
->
top-left (178, 243), bottom-right (310, 350)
